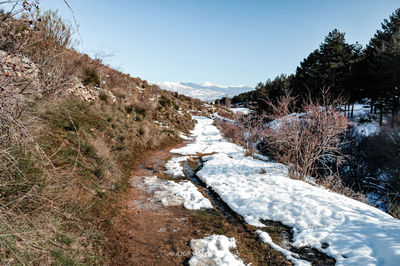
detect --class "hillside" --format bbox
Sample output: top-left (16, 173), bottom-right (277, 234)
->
top-left (0, 13), bottom-right (216, 264)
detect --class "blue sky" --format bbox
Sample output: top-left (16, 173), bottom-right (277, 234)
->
top-left (17, 0), bottom-right (400, 86)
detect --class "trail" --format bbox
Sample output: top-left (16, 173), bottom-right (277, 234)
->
top-left (103, 115), bottom-right (400, 265)
top-left (105, 131), bottom-right (293, 265)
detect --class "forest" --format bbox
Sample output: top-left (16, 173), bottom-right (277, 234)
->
top-left (230, 8), bottom-right (400, 126)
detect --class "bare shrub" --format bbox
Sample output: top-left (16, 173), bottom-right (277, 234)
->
top-left (235, 113), bottom-right (264, 156)
top-left (29, 9), bottom-right (76, 48)
top-left (260, 91), bottom-right (349, 180)
top-left (214, 119), bottom-right (244, 145)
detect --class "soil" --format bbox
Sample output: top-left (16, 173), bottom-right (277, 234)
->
top-left (105, 146), bottom-right (196, 266)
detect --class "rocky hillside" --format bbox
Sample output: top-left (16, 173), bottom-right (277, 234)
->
top-left (0, 13), bottom-right (225, 264)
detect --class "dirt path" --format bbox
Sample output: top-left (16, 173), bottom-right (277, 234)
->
top-left (104, 144), bottom-right (294, 266)
top-left (105, 146), bottom-right (197, 265)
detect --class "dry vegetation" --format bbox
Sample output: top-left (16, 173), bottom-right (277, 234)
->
top-left (216, 93), bottom-right (366, 201)
top-left (0, 10), bottom-right (204, 264)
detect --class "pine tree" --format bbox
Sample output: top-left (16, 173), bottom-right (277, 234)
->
top-left (365, 8), bottom-right (400, 125)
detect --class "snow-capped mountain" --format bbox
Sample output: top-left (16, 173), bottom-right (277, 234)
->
top-left (156, 82), bottom-right (254, 101)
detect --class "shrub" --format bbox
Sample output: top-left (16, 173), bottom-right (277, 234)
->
top-left (83, 68), bottom-right (100, 87)
top-left (159, 95), bottom-right (171, 108)
top-left (214, 119), bottom-right (244, 145)
top-left (99, 92), bottom-right (108, 101)
top-left (259, 92), bottom-right (349, 180)
top-left (342, 127), bottom-right (400, 216)
top-left (29, 9), bottom-right (75, 48)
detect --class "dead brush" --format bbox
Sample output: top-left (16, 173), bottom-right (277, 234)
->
top-left (259, 90), bottom-right (349, 181)
top-left (214, 119), bottom-right (244, 146)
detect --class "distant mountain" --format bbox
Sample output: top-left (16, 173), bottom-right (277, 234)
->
top-left (156, 82), bottom-right (254, 102)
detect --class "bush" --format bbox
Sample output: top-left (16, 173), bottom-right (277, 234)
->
top-left (341, 127), bottom-right (400, 216)
top-left (99, 92), bottom-right (108, 101)
top-left (83, 68), bottom-right (100, 87)
top-left (29, 9), bottom-right (75, 48)
top-left (259, 92), bottom-right (349, 180)
top-left (159, 95), bottom-right (171, 108)
top-left (214, 119), bottom-right (244, 145)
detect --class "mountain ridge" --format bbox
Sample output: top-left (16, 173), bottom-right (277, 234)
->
top-left (156, 81), bottom-right (254, 101)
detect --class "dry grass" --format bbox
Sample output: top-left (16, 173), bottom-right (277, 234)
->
top-left (0, 13), bottom-right (201, 264)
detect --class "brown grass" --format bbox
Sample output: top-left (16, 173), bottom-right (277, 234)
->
top-left (0, 13), bottom-right (201, 264)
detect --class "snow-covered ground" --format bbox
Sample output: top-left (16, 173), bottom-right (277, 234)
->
top-left (173, 116), bottom-right (400, 265)
top-left (189, 235), bottom-right (245, 266)
top-left (141, 176), bottom-right (212, 210)
top-left (230, 107), bottom-right (252, 115)
top-left (350, 103), bottom-right (381, 137)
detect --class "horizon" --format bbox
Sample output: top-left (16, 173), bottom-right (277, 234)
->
top-left (7, 0), bottom-right (400, 87)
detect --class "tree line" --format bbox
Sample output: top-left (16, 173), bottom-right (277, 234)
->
top-left (230, 8), bottom-right (400, 126)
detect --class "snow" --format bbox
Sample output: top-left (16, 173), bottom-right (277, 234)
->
top-left (256, 230), bottom-right (310, 266)
top-left (156, 81), bottom-right (254, 102)
top-left (164, 156), bottom-right (188, 178)
top-left (352, 122), bottom-right (380, 137)
top-left (142, 176), bottom-right (212, 210)
top-left (179, 132), bottom-right (192, 140)
top-left (230, 107), bottom-right (252, 115)
top-left (174, 116), bottom-right (400, 265)
top-left (171, 116), bottom-right (243, 156)
top-left (349, 103), bottom-right (381, 137)
top-left (189, 235), bottom-right (245, 266)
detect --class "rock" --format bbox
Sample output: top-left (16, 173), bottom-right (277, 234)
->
top-left (67, 82), bottom-right (99, 102)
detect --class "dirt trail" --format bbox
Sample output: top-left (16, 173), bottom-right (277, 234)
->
top-left (104, 144), bottom-right (294, 266)
top-left (105, 146), bottom-right (197, 265)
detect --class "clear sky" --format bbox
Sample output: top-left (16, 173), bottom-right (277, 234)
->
top-left (18, 0), bottom-right (400, 86)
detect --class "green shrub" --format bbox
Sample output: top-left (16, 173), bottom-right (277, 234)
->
top-left (99, 93), bottom-right (108, 101)
top-left (83, 68), bottom-right (100, 87)
top-left (159, 95), bottom-right (171, 108)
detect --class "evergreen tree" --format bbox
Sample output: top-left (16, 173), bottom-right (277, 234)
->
top-left (365, 8), bottom-right (400, 124)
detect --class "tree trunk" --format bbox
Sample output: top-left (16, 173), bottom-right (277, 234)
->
top-left (347, 104), bottom-right (351, 118)
top-left (379, 103), bottom-right (383, 127)
top-left (370, 100), bottom-right (373, 113)
top-left (351, 103), bottom-right (354, 118)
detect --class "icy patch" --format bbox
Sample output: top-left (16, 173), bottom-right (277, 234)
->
top-left (143, 176), bottom-right (212, 210)
top-left (257, 230), bottom-right (310, 266)
top-left (164, 156), bottom-right (188, 178)
top-left (189, 235), bottom-right (245, 266)
top-left (173, 116), bottom-right (400, 265)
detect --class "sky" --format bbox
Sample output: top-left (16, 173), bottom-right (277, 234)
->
top-left (7, 0), bottom-right (400, 87)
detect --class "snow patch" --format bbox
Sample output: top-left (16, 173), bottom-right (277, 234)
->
top-left (189, 235), bottom-right (245, 266)
top-left (164, 156), bottom-right (188, 178)
top-left (171, 117), bottom-right (243, 156)
top-left (230, 107), bottom-right (252, 115)
top-left (257, 230), bottom-right (310, 266)
top-left (143, 176), bottom-right (212, 210)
